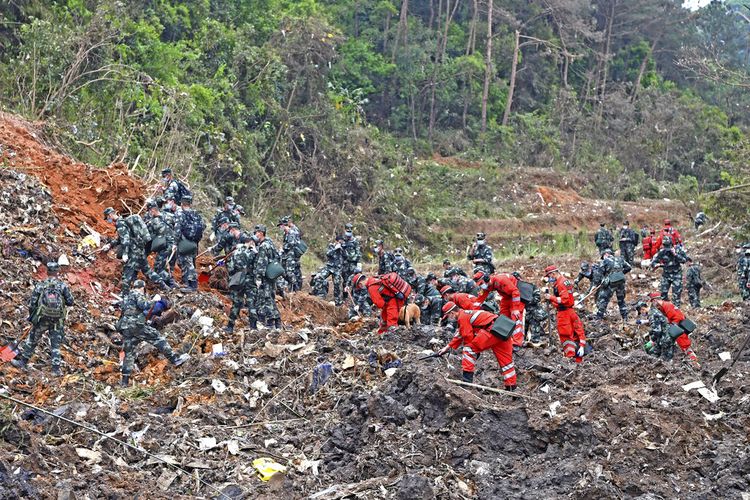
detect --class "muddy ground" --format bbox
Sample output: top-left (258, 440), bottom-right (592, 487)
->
top-left (0, 113), bottom-right (749, 499)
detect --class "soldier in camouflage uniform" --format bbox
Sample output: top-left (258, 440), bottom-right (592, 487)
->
top-left (442, 260), bottom-right (467, 279)
top-left (144, 200), bottom-right (176, 287)
top-left (635, 301), bottom-right (673, 361)
top-left (693, 211), bottom-right (708, 230)
top-left (738, 248), bottom-right (750, 300)
top-left (467, 232), bottom-right (494, 275)
top-left (319, 236), bottom-right (345, 306)
top-left (341, 223), bottom-right (362, 284)
top-left (617, 221), bottom-right (639, 265)
top-left (414, 272), bottom-right (442, 325)
top-left (574, 261), bottom-right (603, 293)
top-left (173, 195), bottom-right (204, 290)
top-left (11, 262), bottom-right (74, 376)
top-left (103, 207), bottom-right (168, 294)
top-left (117, 280), bottom-right (189, 386)
top-left (596, 249), bottom-right (632, 321)
top-left (211, 196), bottom-right (237, 240)
top-left (279, 216), bottom-right (303, 292)
top-left (214, 222), bottom-right (250, 257)
top-left (525, 286), bottom-right (549, 347)
top-left (160, 168), bottom-right (191, 205)
top-left (373, 240), bottom-right (395, 275)
top-left (392, 248), bottom-right (412, 278)
top-left (253, 224), bottom-right (282, 328)
top-left (310, 268), bottom-right (329, 299)
top-left (224, 241), bottom-right (259, 333)
top-left (650, 236), bottom-right (688, 307)
top-left (685, 257), bottom-right (704, 308)
top-left (594, 223), bottom-right (614, 256)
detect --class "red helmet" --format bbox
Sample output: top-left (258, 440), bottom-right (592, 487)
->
top-left (663, 219), bottom-right (671, 225)
top-left (441, 301), bottom-right (458, 319)
top-left (439, 285), bottom-right (455, 296)
top-left (544, 265), bottom-right (558, 276)
top-left (352, 273), bottom-right (366, 288)
top-left (648, 292), bottom-right (661, 300)
top-left (473, 271), bottom-right (489, 283)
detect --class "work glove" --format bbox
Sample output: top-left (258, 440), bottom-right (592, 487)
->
top-left (255, 279), bottom-right (262, 288)
top-left (122, 254), bottom-right (129, 263)
top-left (511, 310), bottom-right (522, 321)
top-left (635, 319), bottom-right (649, 325)
top-left (153, 294), bottom-right (161, 302)
top-left (576, 344), bottom-right (585, 358)
top-left (395, 292), bottom-right (405, 300)
top-left (101, 243), bottom-right (111, 252)
top-left (217, 259), bottom-right (225, 266)
top-left (438, 346), bottom-right (451, 356)
top-left (209, 232), bottom-right (216, 242)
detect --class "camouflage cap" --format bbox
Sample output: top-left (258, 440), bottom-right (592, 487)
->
top-left (277, 216), bottom-right (290, 226)
top-left (228, 222), bottom-right (240, 229)
top-left (254, 224), bottom-right (267, 234)
top-left (146, 199), bottom-right (158, 210)
top-left (103, 207), bottom-right (116, 217)
top-left (476, 232), bottom-right (486, 240)
top-left (234, 205), bottom-right (245, 215)
top-left (225, 196), bottom-right (234, 203)
top-left (374, 239), bottom-right (384, 245)
top-left (46, 262), bottom-right (60, 273)
top-left (133, 279), bottom-right (146, 289)
top-left (344, 223), bottom-right (353, 230)
top-left (580, 261), bottom-right (590, 271)
top-left (161, 168), bottom-right (172, 176)
top-left (181, 194), bottom-right (193, 204)
top-left (218, 216), bottom-right (230, 226)
top-left (425, 272), bottom-right (437, 281)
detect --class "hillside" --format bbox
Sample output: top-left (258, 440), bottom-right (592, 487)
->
top-left (1, 113), bottom-right (750, 498)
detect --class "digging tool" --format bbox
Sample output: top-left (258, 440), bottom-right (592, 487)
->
top-left (419, 352), bottom-right (445, 361)
top-left (712, 330), bottom-right (750, 386)
top-left (574, 285), bottom-right (601, 308)
top-left (0, 325), bottom-right (32, 362)
top-left (196, 245), bottom-right (217, 260)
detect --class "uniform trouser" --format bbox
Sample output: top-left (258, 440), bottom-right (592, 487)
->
top-left (500, 303), bottom-right (525, 347)
top-left (461, 329), bottom-right (516, 387)
top-left (342, 264), bottom-right (358, 291)
top-left (311, 279), bottom-right (329, 298)
top-left (740, 278), bottom-right (749, 300)
top-left (256, 279), bottom-right (280, 322)
top-left (652, 329), bottom-right (675, 360)
top-left (122, 253), bottom-right (164, 293)
top-left (228, 285), bottom-right (258, 324)
top-left (557, 309), bottom-right (585, 363)
top-left (283, 256), bottom-right (302, 291)
top-left (621, 244), bottom-right (635, 265)
top-left (121, 325), bottom-right (176, 375)
top-left (660, 270), bottom-right (683, 307)
top-left (319, 268), bottom-right (343, 305)
top-left (20, 318), bottom-right (63, 368)
top-left (687, 284), bottom-right (701, 308)
top-left (378, 297), bottom-right (403, 334)
top-left (176, 251), bottom-right (197, 285)
top-left (597, 283), bottom-right (628, 319)
top-left (154, 248), bottom-right (174, 281)
top-left (525, 306), bottom-right (548, 341)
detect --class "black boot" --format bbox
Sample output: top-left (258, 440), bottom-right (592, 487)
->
top-left (275, 318), bottom-right (282, 329)
top-left (462, 371), bottom-right (474, 383)
top-left (248, 317), bottom-right (257, 329)
top-left (505, 385), bottom-right (517, 392)
top-left (121, 374), bottom-right (130, 387)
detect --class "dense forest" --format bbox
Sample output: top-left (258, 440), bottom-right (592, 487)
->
top-left (1, 0), bottom-right (749, 236)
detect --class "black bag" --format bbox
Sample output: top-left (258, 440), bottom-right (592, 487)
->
top-left (181, 210), bottom-right (205, 243)
top-left (678, 318), bottom-right (696, 333)
top-left (517, 280), bottom-right (535, 305)
top-left (608, 271), bottom-right (626, 286)
top-left (481, 301), bottom-right (499, 314)
top-left (490, 315), bottom-right (516, 340)
top-left (667, 323), bottom-right (685, 340)
top-left (177, 238), bottom-right (198, 256)
top-left (150, 235), bottom-right (168, 253)
top-left (295, 239), bottom-right (309, 257)
top-left (228, 271), bottom-right (245, 291)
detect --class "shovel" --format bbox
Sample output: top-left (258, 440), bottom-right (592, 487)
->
top-left (712, 331), bottom-right (750, 386)
top-left (419, 352), bottom-right (446, 361)
top-left (0, 326), bottom-right (32, 363)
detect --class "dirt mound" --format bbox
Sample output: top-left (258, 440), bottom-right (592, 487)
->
top-left (0, 113), bottom-right (145, 235)
top-left (536, 185), bottom-right (584, 205)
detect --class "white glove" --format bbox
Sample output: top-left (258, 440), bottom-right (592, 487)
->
top-left (209, 232), bottom-right (216, 242)
top-left (101, 243), bottom-right (111, 252)
top-left (576, 345), bottom-right (585, 358)
top-left (255, 279), bottom-right (262, 288)
top-left (122, 254), bottom-right (129, 263)
top-left (153, 294), bottom-right (162, 302)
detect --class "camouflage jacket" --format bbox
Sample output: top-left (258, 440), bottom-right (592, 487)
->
top-left (392, 256), bottom-right (412, 278)
top-left (30, 278), bottom-right (74, 319)
top-left (342, 237), bottom-right (362, 265)
top-left (212, 208), bottom-right (239, 232)
top-left (174, 207), bottom-right (204, 242)
top-left (686, 264), bottom-right (703, 287)
top-left (118, 290), bottom-right (153, 330)
top-left (213, 231), bottom-right (251, 256)
top-left (114, 218), bottom-right (132, 252)
top-left (282, 228), bottom-right (301, 255)
top-left (648, 307), bottom-right (669, 338)
top-left (737, 256), bottom-right (750, 280)
top-left (378, 252), bottom-right (395, 275)
top-left (618, 227), bottom-right (639, 247)
top-left (601, 254), bottom-right (632, 278)
top-left (228, 245), bottom-right (257, 286)
top-left (595, 227), bottom-right (614, 248)
top-left (651, 246), bottom-right (687, 272)
top-left (254, 237), bottom-right (279, 282)
top-left (325, 243), bottom-right (344, 272)
top-left (146, 214), bottom-right (174, 246)
top-left (467, 243), bottom-right (494, 269)
top-left (574, 264), bottom-right (604, 291)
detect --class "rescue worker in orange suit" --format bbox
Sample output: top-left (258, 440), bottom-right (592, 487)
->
top-left (654, 219), bottom-right (683, 253)
top-left (353, 272), bottom-right (409, 334)
top-left (642, 229), bottom-right (657, 261)
top-left (440, 285), bottom-right (482, 311)
top-left (648, 292), bottom-right (699, 366)
top-left (437, 302), bottom-right (517, 391)
top-left (473, 271), bottom-right (525, 346)
top-left (544, 266), bottom-right (587, 363)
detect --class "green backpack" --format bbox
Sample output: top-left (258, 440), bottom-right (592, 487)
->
top-left (125, 214), bottom-right (152, 246)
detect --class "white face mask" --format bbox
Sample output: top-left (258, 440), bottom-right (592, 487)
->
top-left (480, 284), bottom-right (489, 290)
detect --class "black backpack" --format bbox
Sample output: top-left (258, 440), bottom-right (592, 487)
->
top-left (174, 180), bottom-right (191, 204)
top-left (181, 210), bottom-right (205, 242)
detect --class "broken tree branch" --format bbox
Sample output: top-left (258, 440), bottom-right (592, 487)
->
top-left (445, 378), bottom-right (543, 401)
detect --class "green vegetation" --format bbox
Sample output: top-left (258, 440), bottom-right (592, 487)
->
top-left (1, 0), bottom-right (750, 243)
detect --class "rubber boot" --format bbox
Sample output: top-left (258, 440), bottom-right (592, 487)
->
top-left (120, 374), bottom-right (130, 387)
top-left (462, 371), bottom-right (474, 383)
top-left (274, 318), bottom-right (282, 329)
top-left (505, 385), bottom-right (517, 392)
